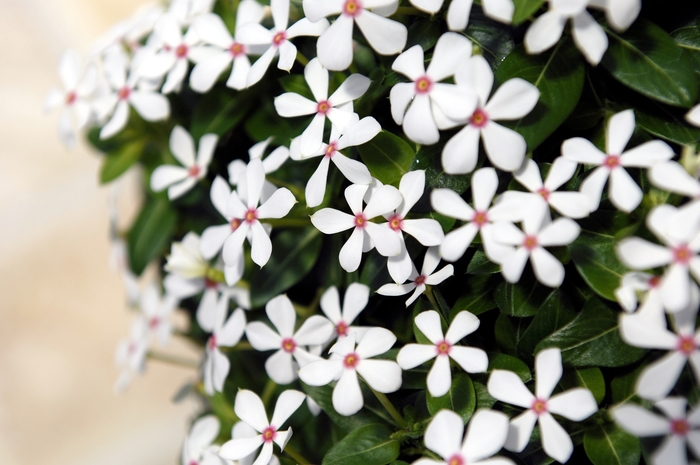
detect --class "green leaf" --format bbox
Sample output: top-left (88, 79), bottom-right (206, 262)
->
top-left (464, 9), bottom-right (515, 69)
top-left (426, 374), bottom-right (477, 423)
top-left (516, 290), bottom-right (576, 357)
top-left (511, 0), bottom-right (545, 25)
top-left (250, 227), bottom-right (322, 308)
top-left (536, 297), bottom-right (646, 367)
top-left (127, 197), bottom-right (177, 275)
top-left (633, 101), bottom-right (700, 145)
top-left (279, 74), bottom-right (314, 100)
top-left (584, 424), bottom-right (641, 465)
top-left (450, 274), bottom-right (498, 318)
top-left (495, 39), bottom-right (585, 150)
top-left (410, 142), bottom-right (472, 194)
top-left (487, 353), bottom-right (531, 383)
top-left (569, 231), bottom-right (627, 302)
top-left (100, 140), bottom-right (145, 183)
top-left (495, 275), bottom-right (554, 317)
top-left (602, 20), bottom-right (699, 108)
top-left (610, 365), bottom-right (644, 405)
top-left (358, 131), bottom-right (415, 186)
top-left (301, 383), bottom-right (383, 433)
top-left (322, 424), bottom-right (400, 465)
top-left (406, 18), bottom-right (441, 51)
top-left (466, 249), bottom-right (501, 274)
top-left (672, 23), bottom-right (700, 76)
top-left (191, 89), bottom-right (254, 139)
top-left (561, 367), bottom-right (606, 403)
top-left (474, 380), bottom-right (497, 409)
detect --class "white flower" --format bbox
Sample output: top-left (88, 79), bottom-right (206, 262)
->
top-left (245, 294), bottom-right (335, 384)
top-left (619, 288), bottom-right (700, 401)
top-left (220, 159), bottom-right (297, 269)
top-left (304, 0), bottom-right (407, 71)
top-left (612, 398), bottom-right (700, 465)
top-left (446, 0), bottom-right (514, 30)
top-left (91, 4), bottom-right (164, 57)
top-left (441, 55), bottom-right (539, 174)
top-left (617, 204), bottom-right (700, 312)
top-left (189, 3), bottom-right (266, 92)
top-left (492, 198), bottom-right (580, 287)
top-left (297, 116), bottom-right (376, 208)
top-left (413, 409), bottom-right (514, 465)
top-left (151, 126), bottom-right (218, 199)
top-left (431, 167), bottom-right (525, 264)
top-left (310, 183), bottom-right (402, 272)
top-left (563, 110), bottom-right (674, 212)
top-left (138, 284), bottom-right (178, 346)
top-left (229, 137), bottom-right (290, 203)
top-left (383, 170), bottom-right (445, 283)
top-left (390, 32), bottom-right (476, 145)
top-left (377, 247), bottom-right (454, 307)
top-left (649, 161), bottom-right (700, 240)
top-left (237, 0), bottom-right (330, 87)
top-left (181, 415), bottom-right (226, 465)
top-left (587, 0), bottom-right (641, 32)
top-left (45, 50), bottom-right (96, 148)
top-left (114, 318), bottom-right (149, 392)
top-left (502, 157), bottom-right (590, 218)
top-left (614, 272), bottom-right (665, 325)
top-left (231, 422), bottom-right (282, 465)
top-left (524, 0), bottom-right (608, 65)
top-left (274, 58), bottom-right (370, 156)
top-left (397, 310), bottom-right (487, 397)
top-left (298, 328), bottom-right (402, 416)
top-left (319, 283), bottom-right (371, 341)
top-left (688, 104), bottom-right (700, 128)
top-left (219, 389), bottom-right (306, 464)
top-left (94, 52), bottom-right (170, 139)
top-left (202, 296), bottom-right (246, 395)
top-left (487, 347), bottom-right (598, 463)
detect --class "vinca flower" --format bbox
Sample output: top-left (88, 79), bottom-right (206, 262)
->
top-left (181, 415), bottom-right (226, 465)
top-left (319, 283), bottom-right (371, 342)
top-left (488, 347), bottom-right (598, 463)
top-left (202, 296), bottom-right (246, 395)
top-left (311, 183), bottom-right (402, 272)
top-left (237, 0), bottom-right (330, 87)
top-left (649, 161), bottom-right (700, 240)
top-left (377, 247), bottom-right (454, 307)
top-left (442, 55), bottom-right (539, 173)
top-left (275, 58), bottom-right (370, 156)
top-left (390, 32), bottom-right (476, 145)
top-left (138, 284), bottom-right (178, 347)
top-left (304, 0), bottom-right (407, 71)
top-left (229, 137), bottom-right (290, 203)
top-left (688, 104), bottom-right (700, 127)
top-left (613, 397), bottom-right (700, 465)
top-left (445, 0), bottom-right (514, 30)
top-left (619, 287), bottom-right (700, 401)
top-left (245, 294), bottom-right (334, 384)
top-left (614, 272), bottom-right (665, 325)
top-left (298, 328), bottom-right (402, 416)
top-left (492, 198), bottom-right (580, 287)
top-left (562, 109), bottom-right (675, 213)
top-left (587, 0), bottom-right (641, 32)
top-left (151, 126), bottom-right (218, 200)
top-left (413, 409), bottom-right (514, 465)
top-left (231, 422), bottom-right (282, 465)
top-left (397, 310), bottom-right (487, 397)
top-left (219, 389), bottom-right (306, 465)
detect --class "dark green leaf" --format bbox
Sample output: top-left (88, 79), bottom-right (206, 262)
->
top-left (511, 0), bottom-right (545, 25)
top-left (410, 143), bottom-right (472, 194)
top-left (584, 424), bottom-right (641, 465)
top-left (100, 139), bottom-right (145, 183)
top-left (250, 227), bottom-right (322, 308)
top-left (495, 39), bottom-right (585, 150)
top-left (495, 276), bottom-right (554, 317)
top-left (516, 290), bottom-right (576, 357)
top-left (426, 374), bottom-right (477, 423)
top-left (245, 100), bottom-right (308, 144)
top-left (487, 353), bottom-right (531, 382)
top-left (634, 102), bottom-right (700, 145)
top-left (450, 274), bottom-right (498, 318)
top-left (536, 297), bottom-right (646, 367)
top-left (127, 197), bottom-right (177, 275)
top-left (322, 424), bottom-right (400, 465)
top-left (561, 367), bottom-right (606, 403)
top-left (569, 231), bottom-right (627, 302)
top-left (464, 9), bottom-right (515, 69)
top-left (302, 383), bottom-right (383, 433)
top-left (466, 249), bottom-right (501, 274)
top-left (610, 365), bottom-right (644, 405)
top-left (279, 74), bottom-right (314, 100)
top-left (358, 131), bottom-right (415, 186)
top-left (191, 89), bottom-right (254, 139)
top-left (672, 23), bottom-right (700, 76)
top-left (406, 18), bottom-right (442, 51)
top-left (474, 380), bottom-right (497, 409)
top-left (602, 20), bottom-right (699, 108)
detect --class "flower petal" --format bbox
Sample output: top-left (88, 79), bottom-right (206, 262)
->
top-left (524, 11), bottom-right (567, 54)
top-left (636, 351), bottom-right (687, 401)
top-left (504, 409), bottom-right (538, 452)
top-left (427, 32), bottom-right (473, 82)
top-left (535, 347), bottom-right (562, 399)
top-left (129, 91), bottom-right (170, 122)
top-left (170, 126), bottom-right (196, 166)
top-left (445, 311), bottom-right (480, 343)
top-left (486, 78), bottom-right (539, 121)
top-left (539, 412), bottom-right (574, 464)
top-left (481, 121), bottom-right (527, 172)
top-left (617, 237), bottom-right (673, 270)
top-left (612, 403), bottom-right (669, 436)
top-left (449, 346), bottom-right (488, 373)
top-left (355, 10), bottom-right (407, 56)
top-left (425, 409), bottom-right (464, 460)
top-left (562, 137), bottom-right (606, 164)
top-left (151, 165), bottom-right (189, 192)
top-left (265, 348), bottom-right (296, 384)
top-left (426, 354), bottom-right (452, 397)
top-left (571, 10), bottom-right (608, 65)
top-left (234, 389), bottom-right (270, 431)
top-left (397, 343), bottom-right (437, 369)
top-left (270, 389), bottom-right (306, 427)
top-left (609, 167), bottom-right (642, 212)
top-left (316, 15), bottom-right (354, 71)
top-left (339, 227), bottom-right (365, 272)
top-left (462, 409), bottom-right (510, 462)
top-left (333, 369), bottom-right (364, 415)
top-left (190, 52), bottom-right (233, 93)
top-left (404, 94), bottom-right (439, 145)
top-left (442, 124), bottom-right (481, 175)
top-left (548, 388), bottom-right (597, 420)
top-left (488, 369), bottom-right (534, 408)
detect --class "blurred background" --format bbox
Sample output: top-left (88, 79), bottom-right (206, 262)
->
top-left (0, 0), bottom-right (201, 463)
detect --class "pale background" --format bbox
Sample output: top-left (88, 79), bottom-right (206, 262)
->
top-left (0, 0), bottom-right (202, 464)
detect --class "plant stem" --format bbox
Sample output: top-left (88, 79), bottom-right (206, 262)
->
top-left (370, 388), bottom-right (405, 428)
top-left (284, 445), bottom-right (310, 464)
top-left (296, 52), bottom-right (310, 67)
top-left (261, 378), bottom-right (277, 406)
top-left (147, 351), bottom-right (199, 369)
top-left (425, 285), bottom-right (440, 312)
top-left (221, 341), bottom-right (253, 352)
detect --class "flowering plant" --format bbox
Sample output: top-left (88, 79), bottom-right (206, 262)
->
top-left (48, 0), bottom-right (700, 464)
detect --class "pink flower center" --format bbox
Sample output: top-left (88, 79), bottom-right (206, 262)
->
top-left (673, 244), bottom-right (693, 265)
top-left (336, 321), bottom-right (349, 336)
top-left (472, 210), bottom-right (489, 228)
top-left (189, 461), bottom-right (199, 465)
top-left (671, 419), bottom-right (690, 436)
top-left (204, 277), bottom-right (217, 289)
top-left (230, 42), bottom-right (245, 57)
top-left (149, 317), bottom-right (161, 329)
top-left (272, 31), bottom-right (286, 47)
top-left (415, 75), bottom-right (433, 94)
top-left (436, 340), bottom-right (451, 355)
top-left (65, 91), bottom-right (77, 105)
top-left (354, 213), bottom-right (367, 228)
top-left (117, 86), bottom-right (131, 100)
top-left (230, 218), bottom-right (241, 231)
top-left (281, 338), bottom-right (296, 353)
top-left (325, 142), bottom-right (338, 158)
top-left (208, 335), bottom-right (217, 351)
top-left (175, 44), bottom-right (189, 58)
top-left (317, 100), bottom-right (331, 115)
top-left (531, 398), bottom-right (548, 415)
top-left (414, 275), bottom-right (427, 286)
top-left (244, 208), bottom-right (258, 224)
top-left (447, 455), bottom-right (464, 465)
top-left (262, 426), bottom-right (277, 442)
top-left (537, 187), bottom-right (550, 201)
top-left (343, 352), bottom-right (359, 368)
top-left (677, 335), bottom-right (697, 355)
top-left (188, 165), bottom-right (201, 177)
top-left (343, 0), bottom-right (362, 17)
top-left (648, 275), bottom-right (661, 288)
top-left (388, 214), bottom-right (403, 231)
top-left (604, 155), bottom-right (620, 169)
top-left (523, 235), bottom-right (538, 251)
top-left (470, 108), bottom-right (489, 128)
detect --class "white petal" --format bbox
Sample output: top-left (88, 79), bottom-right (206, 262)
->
top-left (404, 94), bottom-right (440, 145)
top-left (524, 11), bottom-right (567, 54)
top-left (447, 0), bottom-right (474, 31)
top-left (218, 436), bottom-right (263, 460)
top-left (357, 359), bottom-right (402, 393)
top-left (196, 134), bottom-right (219, 169)
top-left (426, 355), bottom-right (452, 397)
top-left (504, 409), bottom-right (538, 452)
top-left (636, 351), bottom-right (688, 401)
top-left (580, 165), bottom-right (611, 212)
top-left (501, 247), bottom-right (531, 283)
top-left (246, 322), bottom-right (283, 351)
top-left (274, 92), bottom-right (318, 117)
top-left (265, 349), bottom-right (296, 384)
top-left (294, 315), bottom-right (334, 346)
top-left (483, 0), bottom-right (515, 23)
top-left (316, 15), bottom-right (354, 71)
top-left (652, 435), bottom-right (687, 465)
top-left (303, 0), bottom-right (343, 22)
top-left (687, 104), bottom-right (700, 127)
top-left (424, 409), bottom-right (464, 460)
top-left (486, 78), bottom-right (540, 121)
top-left (431, 188), bottom-right (475, 221)
top-left (170, 125), bottom-right (196, 167)
top-left (571, 10), bottom-right (608, 65)
top-left (256, 188), bottom-right (296, 219)
top-left (620, 140), bottom-right (675, 168)
top-left (365, 223), bottom-right (401, 257)
top-left (270, 389), bottom-right (306, 427)
top-left (310, 208), bottom-right (355, 233)
top-left (619, 313), bottom-right (677, 349)
top-left (339, 227), bottom-right (365, 272)
top-left (548, 192), bottom-right (591, 218)
top-left (488, 370), bottom-right (534, 408)
top-left (442, 124), bottom-right (481, 174)
top-left (397, 344), bottom-right (437, 369)
top-left (562, 137), bottom-right (607, 165)
top-left (449, 346), bottom-right (488, 373)
top-left (299, 359), bottom-right (344, 386)
top-left (151, 165), bottom-right (189, 192)
top-left (481, 122), bottom-right (527, 172)
top-left (609, 167), bottom-right (642, 212)
top-left (539, 412), bottom-right (574, 464)
top-left (415, 310), bottom-right (444, 344)
top-left (427, 32), bottom-right (473, 82)
top-left (246, 46), bottom-right (276, 87)
top-left (649, 162), bottom-right (700, 197)
top-left (392, 44), bottom-right (425, 81)
top-left (100, 100), bottom-right (130, 139)
top-left (356, 327), bottom-right (397, 358)
top-left (129, 91), bottom-right (170, 121)
top-left (612, 403), bottom-right (669, 436)
top-left (333, 369), bottom-right (364, 416)
top-left (535, 347), bottom-right (562, 399)
top-left (462, 409), bottom-right (510, 462)
top-left (548, 388), bottom-right (597, 420)
top-left (390, 82), bottom-right (416, 125)
top-left (330, 74), bottom-right (371, 106)
top-left (234, 389), bottom-right (270, 431)
top-left (355, 10), bottom-right (407, 56)
top-left (305, 157), bottom-right (330, 208)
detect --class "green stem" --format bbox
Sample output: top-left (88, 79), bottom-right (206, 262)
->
top-left (370, 388), bottom-right (405, 428)
top-left (284, 445), bottom-right (310, 464)
top-left (221, 341), bottom-right (253, 351)
top-left (395, 6), bottom-right (424, 15)
top-left (424, 285), bottom-right (440, 312)
top-left (296, 52), bottom-right (310, 67)
top-left (147, 351), bottom-right (199, 369)
top-left (261, 378), bottom-right (277, 406)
